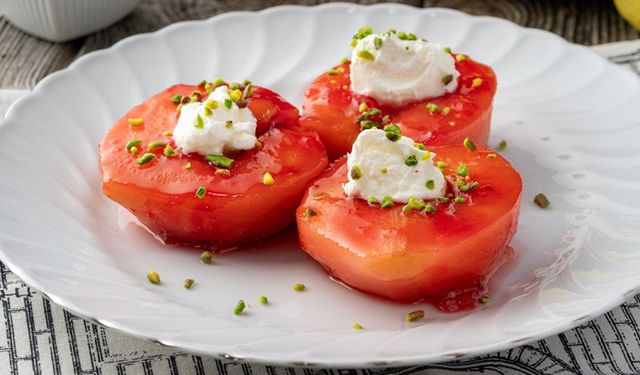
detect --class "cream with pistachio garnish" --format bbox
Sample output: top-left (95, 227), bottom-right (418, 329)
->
top-left (350, 28), bottom-right (459, 106)
top-left (173, 85), bottom-right (257, 156)
top-left (343, 128), bottom-right (446, 204)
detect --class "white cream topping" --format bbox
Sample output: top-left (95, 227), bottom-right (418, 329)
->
top-left (173, 86), bottom-right (257, 156)
top-left (343, 128), bottom-right (446, 203)
top-left (350, 32), bottom-right (459, 106)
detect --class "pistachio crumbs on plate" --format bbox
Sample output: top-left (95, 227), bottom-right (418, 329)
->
top-left (183, 278), bottom-right (195, 289)
top-left (234, 299), bottom-right (246, 315)
top-left (293, 283), bottom-right (306, 292)
top-left (534, 193), bottom-right (550, 209)
top-left (404, 310), bottom-right (425, 322)
top-left (258, 295), bottom-right (268, 305)
top-left (147, 270), bottom-right (160, 285)
top-left (200, 251), bottom-right (213, 264)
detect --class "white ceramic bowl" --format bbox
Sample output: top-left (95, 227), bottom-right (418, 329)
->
top-left (1, 0), bottom-right (141, 42)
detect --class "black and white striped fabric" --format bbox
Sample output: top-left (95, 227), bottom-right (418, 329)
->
top-left (1, 41), bottom-right (640, 375)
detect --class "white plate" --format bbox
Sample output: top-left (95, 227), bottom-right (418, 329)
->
top-left (1, 3), bottom-right (640, 368)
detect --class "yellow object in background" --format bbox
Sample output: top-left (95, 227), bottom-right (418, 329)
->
top-left (615, 0), bottom-right (640, 30)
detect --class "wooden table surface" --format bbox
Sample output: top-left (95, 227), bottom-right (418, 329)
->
top-left (0, 0), bottom-right (638, 89)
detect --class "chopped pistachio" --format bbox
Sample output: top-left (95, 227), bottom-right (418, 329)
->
top-left (242, 83), bottom-right (253, 100)
top-left (125, 139), bottom-right (141, 150)
top-left (221, 99), bottom-right (231, 110)
top-left (350, 165), bottom-right (363, 180)
top-left (147, 140), bottom-right (166, 150)
top-left (421, 151), bottom-right (432, 160)
top-left (487, 153), bottom-right (497, 159)
top-left (135, 153), bottom-right (156, 165)
top-left (384, 124), bottom-right (401, 141)
top-left (352, 323), bottom-right (364, 330)
top-left (203, 106), bottom-right (213, 117)
top-left (426, 102), bottom-right (440, 113)
top-left (381, 195), bottom-right (394, 208)
top-left (353, 26), bottom-right (373, 40)
top-left (374, 37), bottom-right (383, 50)
top-left (180, 96), bottom-right (191, 105)
top-left (356, 50), bottom-right (375, 61)
top-left (204, 82), bottom-right (214, 93)
top-left (234, 299), bottom-right (246, 315)
top-left (459, 181), bottom-right (479, 192)
top-left (444, 47), bottom-right (452, 53)
top-left (455, 54), bottom-right (467, 62)
top-left (327, 68), bottom-right (339, 75)
top-left (471, 78), bottom-right (483, 88)
top-left (426, 179), bottom-right (435, 190)
top-left (456, 163), bottom-right (469, 177)
top-left (129, 146), bottom-right (139, 154)
top-left (206, 154), bottom-right (234, 169)
top-left (498, 140), bottom-right (507, 151)
top-left (534, 193), bottom-right (550, 209)
top-left (258, 295), bottom-right (268, 305)
top-left (212, 77), bottom-right (225, 87)
top-left (128, 118), bottom-right (144, 127)
top-left (262, 171), bottom-right (275, 186)
top-left (367, 197), bottom-right (379, 205)
top-left (147, 270), bottom-right (160, 284)
top-left (463, 137), bottom-right (477, 152)
top-left (305, 208), bottom-right (317, 217)
top-left (414, 143), bottom-right (426, 151)
top-left (184, 278), bottom-right (195, 289)
top-left (358, 102), bottom-right (368, 112)
top-left (436, 161), bottom-right (448, 169)
top-left (404, 310), bottom-right (425, 322)
top-left (441, 74), bottom-right (454, 86)
top-left (360, 120), bottom-right (379, 130)
top-left (200, 250), bottom-right (214, 264)
top-left (163, 130), bottom-right (173, 137)
top-left (404, 155), bottom-right (418, 166)
top-left (293, 283), bottom-right (306, 292)
top-left (197, 79), bottom-right (207, 86)
top-left (183, 161), bottom-right (192, 169)
top-left (402, 196), bottom-right (426, 213)
top-left (206, 100), bottom-right (219, 110)
top-left (423, 203), bottom-right (437, 214)
top-left (340, 57), bottom-right (350, 64)
top-left (195, 114), bottom-right (204, 129)
top-left (479, 295), bottom-right (490, 304)
top-left (379, 167), bottom-right (388, 174)
top-left (230, 89), bottom-right (242, 102)
top-left (454, 196), bottom-right (466, 204)
top-left (163, 145), bottom-right (176, 157)
top-left (195, 186), bottom-right (206, 199)
top-left (368, 108), bottom-right (381, 116)
top-left (170, 94), bottom-right (183, 104)
top-left (442, 107), bottom-right (451, 115)
top-left (225, 120), bottom-right (233, 129)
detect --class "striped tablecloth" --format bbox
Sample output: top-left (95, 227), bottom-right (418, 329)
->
top-left (1, 40), bottom-right (640, 375)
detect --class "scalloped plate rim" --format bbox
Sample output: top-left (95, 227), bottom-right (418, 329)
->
top-left (0, 2), bottom-right (638, 368)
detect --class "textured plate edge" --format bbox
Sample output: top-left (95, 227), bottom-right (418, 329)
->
top-left (0, 2), bottom-right (637, 368)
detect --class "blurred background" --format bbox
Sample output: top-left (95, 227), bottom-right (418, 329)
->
top-left (1, 0), bottom-right (639, 90)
